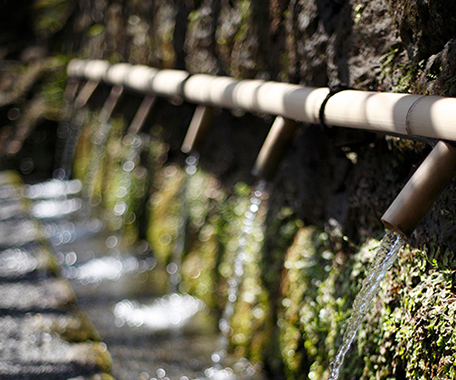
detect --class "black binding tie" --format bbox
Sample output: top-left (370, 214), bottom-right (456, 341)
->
top-left (319, 83), bottom-right (353, 128)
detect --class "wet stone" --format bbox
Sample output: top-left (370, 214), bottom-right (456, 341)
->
top-left (0, 199), bottom-right (28, 220)
top-left (0, 218), bottom-right (46, 249)
top-left (0, 171), bottom-right (113, 379)
top-left (0, 242), bottom-right (55, 281)
top-left (0, 185), bottom-right (23, 202)
top-left (0, 277), bottom-right (76, 312)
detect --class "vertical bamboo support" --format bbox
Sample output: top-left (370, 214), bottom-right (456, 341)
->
top-left (181, 105), bottom-right (213, 154)
top-left (251, 116), bottom-right (298, 181)
top-left (381, 140), bottom-right (456, 238)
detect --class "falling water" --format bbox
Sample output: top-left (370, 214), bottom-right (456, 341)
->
top-left (53, 80), bottom-right (80, 180)
top-left (204, 179), bottom-right (267, 379)
top-left (54, 110), bottom-right (87, 180)
top-left (167, 153), bottom-right (199, 293)
top-left (327, 230), bottom-right (405, 380)
top-left (111, 133), bottom-right (146, 232)
top-left (83, 119), bottom-right (113, 203)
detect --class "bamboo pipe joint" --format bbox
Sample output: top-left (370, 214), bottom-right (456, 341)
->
top-left (381, 140), bottom-right (456, 238)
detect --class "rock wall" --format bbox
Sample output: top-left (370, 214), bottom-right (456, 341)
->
top-left (2, 0), bottom-right (456, 379)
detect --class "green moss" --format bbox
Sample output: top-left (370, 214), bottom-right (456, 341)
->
top-left (33, 0), bottom-right (74, 38)
top-left (51, 309), bottom-right (101, 343)
top-left (91, 341), bottom-right (113, 375)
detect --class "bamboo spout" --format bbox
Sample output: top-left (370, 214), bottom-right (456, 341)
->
top-left (127, 96), bottom-right (156, 135)
top-left (181, 106), bottom-right (213, 154)
top-left (381, 140), bottom-right (456, 238)
top-left (251, 116), bottom-right (297, 181)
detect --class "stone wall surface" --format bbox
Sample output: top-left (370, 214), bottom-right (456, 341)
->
top-left (2, 0), bottom-right (456, 379)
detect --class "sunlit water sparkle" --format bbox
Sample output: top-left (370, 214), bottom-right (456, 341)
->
top-left (23, 179), bottom-right (82, 200)
top-left (327, 230), bottom-right (405, 380)
top-left (61, 254), bottom-right (157, 284)
top-left (113, 293), bottom-right (205, 331)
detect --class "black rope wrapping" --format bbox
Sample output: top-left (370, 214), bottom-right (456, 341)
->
top-left (318, 84), bottom-right (353, 128)
top-left (178, 72), bottom-right (193, 99)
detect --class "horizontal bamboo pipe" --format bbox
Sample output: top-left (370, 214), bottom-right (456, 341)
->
top-left (181, 106), bottom-right (213, 154)
top-left (381, 141), bottom-right (456, 238)
top-left (252, 117), bottom-right (298, 181)
top-left (67, 59), bottom-right (456, 142)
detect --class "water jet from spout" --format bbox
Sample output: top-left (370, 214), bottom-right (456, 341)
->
top-left (329, 140), bottom-right (456, 379)
top-left (327, 230), bottom-right (404, 380)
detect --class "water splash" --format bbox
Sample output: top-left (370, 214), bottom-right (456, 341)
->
top-left (328, 230), bottom-right (405, 380)
top-left (198, 360), bottom-right (260, 380)
top-left (31, 198), bottom-right (83, 219)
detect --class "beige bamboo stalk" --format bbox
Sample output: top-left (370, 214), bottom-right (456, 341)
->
top-left (67, 59), bottom-right (456, 142)
top-left (381, 141), bottom-right (456, 237)
top-left (127, 96), bottom-right (156, 135)
top-left (181, 106), bottom-right (213, 154)
top-left (74, 80), bottom-right (99, 109)
top-left (251, 116), bottom-right (298, 181)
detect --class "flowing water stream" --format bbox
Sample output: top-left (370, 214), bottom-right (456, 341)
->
top-left (327, 230), bottom-right (405, 380)
top-left (168, 153), bottom-right (199, 294)
top-left (201, 180), bottom-right (267, 380)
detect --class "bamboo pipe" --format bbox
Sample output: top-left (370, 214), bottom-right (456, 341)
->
top-left (99, 85), bottom-right (124, 122)
top-left (69, 59), bottom-right (110, 82)
top-left (63, 78), bottom-right (80, 104)
top-left (74, 80), bottom-right (99, 109)
top-left (381, 141), bottom-right (456, 238)
top-left (67, 59), bottom-right (456, 143)
top-left (182, 74), bottom-right (329, 124)
top-left (251, 117), bottom-right (298, 181)
top-left (127, 96), bottom-right (156, 135)
top-left (181, 106), bottom-right (213, 154)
